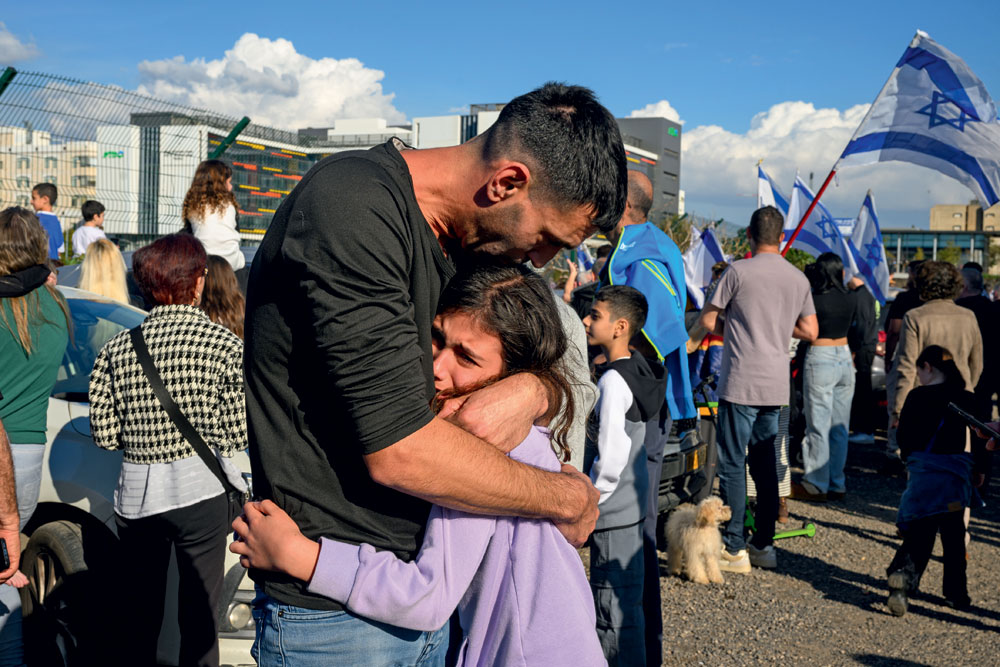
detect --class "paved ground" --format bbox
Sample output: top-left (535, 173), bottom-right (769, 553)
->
top-left (652, 436), bottom-right (1000, 666)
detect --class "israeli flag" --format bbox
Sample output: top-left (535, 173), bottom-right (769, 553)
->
top-left (785, 175), bottom-right (859, 275)
top-left (757, 165), bottom-right (790, 221)
top-left (575, 242), bottom-right (595, 275)
top-left (683, 226), bottom-right (727, 309)
top-left (837, 31), bottom-right (1000, 207)
top-left (847, 191), bottom-right (890, 305)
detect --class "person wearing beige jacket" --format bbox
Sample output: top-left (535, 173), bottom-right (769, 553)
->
top-left (890, 261), bottom-right (983, 427)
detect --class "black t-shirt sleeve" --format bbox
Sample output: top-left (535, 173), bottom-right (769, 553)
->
top-left (281, 162), bottom-right (434, 455)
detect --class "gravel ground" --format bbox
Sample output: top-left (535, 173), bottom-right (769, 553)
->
top-left (652, 436), bottom-right (1000, 666)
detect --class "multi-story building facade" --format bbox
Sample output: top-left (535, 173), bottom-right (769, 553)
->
top-left (0, 125), bottom-right (97, 227)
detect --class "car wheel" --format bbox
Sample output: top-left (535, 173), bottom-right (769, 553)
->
top-left (20, 520), bottom-right (107, 666)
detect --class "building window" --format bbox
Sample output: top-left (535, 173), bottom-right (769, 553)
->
top-left (16, 195), bottom-right (29, 206)
top-left (16, 157), bottom-right (30, 169)
top-left (44, 157), bottom-right (58, 169)
top-left (16, 176), bottom-right (30, 188)
top-left (72, 175), bottom-right (95, 187)
top-left (952, 212), bottom-right (963, 218)
top-left (43, 175), bottom-right (56, 186)
top-left (988, 226), bottom-right (996, 231)
top-left (73, 156), bottom-right (92, 168)
top-left (953, 225), bottom-right (962, 230)
top-left (71, 195), bottom-right (87, 207)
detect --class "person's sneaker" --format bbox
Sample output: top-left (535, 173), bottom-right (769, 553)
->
top-left (887, 571), bottom-right (910, 617)
top-left (944, 595), bottom-right (972, 610)
top-left (748, 544), bottom-right (777, 569)
top-left (718, 548), bottom-right (752, 574)
top-left (790, 481), bottom-right (827, 502)
top-left (848, 432), bottom-right (875, 444)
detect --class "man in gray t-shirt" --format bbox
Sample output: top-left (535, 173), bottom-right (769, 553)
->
top-left (699, 206), bottom-right (817, 572)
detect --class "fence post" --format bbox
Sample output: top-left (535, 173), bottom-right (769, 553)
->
top-left (209, 116), bottom-right (251, 159)
top-left (0, 68), bottom-right (17, 100)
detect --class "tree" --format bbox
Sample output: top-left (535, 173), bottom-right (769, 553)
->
top-left (913, 247), bottom-right (926, 261)
top-left (784, 248), bottom-right (815, 272)
top-left (937, 242), bottom-right (961, 266)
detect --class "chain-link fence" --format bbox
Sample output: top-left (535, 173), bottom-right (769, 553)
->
top-left (0, 68), bottom-right (336, 255)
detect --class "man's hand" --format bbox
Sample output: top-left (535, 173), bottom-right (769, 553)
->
top-left (552, 464), bottom-right (600, 547)
top-left (438, 374), bottom-right (548, 452)
top-left (231, 500), bottom-right (319, 582)
top-left (974, 421), bottom-right (1000, 451)
top-left (0, 525), bottom-right (19, 586)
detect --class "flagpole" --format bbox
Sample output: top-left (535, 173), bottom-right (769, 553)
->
top-left (781, 169), bottom-right (837, 256)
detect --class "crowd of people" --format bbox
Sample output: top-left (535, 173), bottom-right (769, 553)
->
top-left (0, 80), bottom-right (995, 667)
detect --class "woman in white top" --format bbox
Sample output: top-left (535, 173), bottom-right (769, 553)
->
top-left (181, 160), bottom-right (245, 271)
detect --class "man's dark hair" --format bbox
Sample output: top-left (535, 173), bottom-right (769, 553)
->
top-left (32, 182), bottom-right (58, 206)
top-left (595, 244), bottom-right (613, 260)
top-left (482, 82), bottom-right (627, 235)
top-left (961, 266), bottom-right (984, 292)
top-left (595, 285), bottom-right (648, 335)
top-left (81, 200), bottom-right (105, 222)
top-left (915, 260), bottom-right (963, 302)
top-left (748, 206), bottom-right (783, 246)
top-left (963, 261), bottom-right (983, 273)
top-left (907, 259), bottom-right (925, 274)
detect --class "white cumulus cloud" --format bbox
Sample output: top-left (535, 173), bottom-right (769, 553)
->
top-left (136, 33), bottom-right (406, 129)
top-left (0, 23), bottom-right (40, 63)
top-left (679, 100), bottom-right (971, 228)
top-left (629, 99), bottom-right (683, 124)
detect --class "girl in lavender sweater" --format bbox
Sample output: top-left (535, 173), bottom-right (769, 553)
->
top-left (232, 264), bottom-right (606, 666)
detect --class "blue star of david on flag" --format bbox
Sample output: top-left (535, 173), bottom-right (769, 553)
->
top-left (864, 237), bottom-right (883, 266)
top-left (916, 91), bottom-right (978, 131)
top-left (815, 217), bottom-right (840, 242)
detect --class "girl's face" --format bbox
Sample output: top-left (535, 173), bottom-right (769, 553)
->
top-left (432, 311), bottom-right (504, 394)
top-left (917, 362), bottom-right (944, 386)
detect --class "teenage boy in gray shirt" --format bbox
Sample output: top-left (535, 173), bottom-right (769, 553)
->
top-left (699, 206), bottom-right (817, 572)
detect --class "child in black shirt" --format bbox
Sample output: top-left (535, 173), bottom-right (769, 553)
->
top-left (886, 345), bottom-right (986, 616)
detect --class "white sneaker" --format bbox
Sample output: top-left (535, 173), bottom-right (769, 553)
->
top-left (748, 544), bottom-right (777, 569)
top-left (719, 548), bottom-right (751, 574)
top-left (848, 432), bottom-right (875, 444)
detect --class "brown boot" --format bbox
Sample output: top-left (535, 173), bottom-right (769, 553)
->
top-left (777, 497), bottom-right (789, 523)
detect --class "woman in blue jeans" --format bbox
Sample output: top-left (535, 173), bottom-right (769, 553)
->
top-left (793, 253), bottom-right (858, 501)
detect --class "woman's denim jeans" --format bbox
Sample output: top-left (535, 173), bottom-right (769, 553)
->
top-left (802, 346), bottom-right (856, 494)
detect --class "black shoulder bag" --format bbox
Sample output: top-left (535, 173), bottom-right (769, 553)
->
top-left (129, 327), bottom-right (249, 523)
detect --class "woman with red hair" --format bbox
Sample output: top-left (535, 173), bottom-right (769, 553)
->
top-left (89, 233), bottom-right (247, 666)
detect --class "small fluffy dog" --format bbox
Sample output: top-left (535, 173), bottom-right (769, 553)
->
top-left (665, 496), bottom-right (732, 584)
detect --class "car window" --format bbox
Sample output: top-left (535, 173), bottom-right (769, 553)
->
top-left (52, 298), bottom-right (146, 402)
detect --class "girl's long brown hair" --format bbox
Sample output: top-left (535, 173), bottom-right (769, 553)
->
top-left (0, 207), bottom-right (71, 354)
top-left (200, 255), bottom-right (245, 339)
top-left (433, 264), bottom-right (577, 462)
top-left (181, 160), bottom-right (239, 224)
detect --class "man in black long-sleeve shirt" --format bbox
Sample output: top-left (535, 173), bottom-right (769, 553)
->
top-left (243, 84), bottom-right (628, 664)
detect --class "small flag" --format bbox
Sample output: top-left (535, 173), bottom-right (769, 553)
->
top-left (575, 242), bottom-right (595, 275)
top-left (784, 175), bottom-right (858, 275)
top-left (757, 164), bottom-right (790, 222)
top-left (847, 191), bottom-right (890, 305)
top-left (683, 226), bottom-right (727, 309)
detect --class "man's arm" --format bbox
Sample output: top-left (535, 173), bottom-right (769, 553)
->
top-left (365, 414), bottom-right (598, 546)
top-left (885, 317), bottom-right (903, 365)
top-left (891, 314), bottom-right (919, 419)
top-left (968, 324), bottom-right (983, 390)
top-left (698, 303), bottom-right (725, 337)
top-left (0, 419), bottom-right (20, 584)
top-left (793, 314), bottom-right (818, 342)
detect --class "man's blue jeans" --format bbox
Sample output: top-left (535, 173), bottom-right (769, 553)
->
top-left (802, 345), bottom-right (855, 494)
top-left (251, 592), bottom-right (449, 667)
top-left (716, 402), bottom-right (780, 553)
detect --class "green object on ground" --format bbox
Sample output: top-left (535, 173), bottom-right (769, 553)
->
top-left (774, 523), bottom-right (817, 540)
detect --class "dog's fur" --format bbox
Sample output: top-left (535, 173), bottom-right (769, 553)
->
top-left (665, 496), bottom-right (732, 584)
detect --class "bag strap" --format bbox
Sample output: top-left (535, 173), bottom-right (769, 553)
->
top-left (129, 327), bottom-right (240, 495)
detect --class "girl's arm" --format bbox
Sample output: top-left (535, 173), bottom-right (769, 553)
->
top-left (232, 499), bottom-right (496, 632)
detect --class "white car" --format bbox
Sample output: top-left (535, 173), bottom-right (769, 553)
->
top-left (20, 287), bottom-right (255, 666)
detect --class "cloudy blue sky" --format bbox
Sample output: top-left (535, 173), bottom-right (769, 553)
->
top-left (3, 0), bottom-right (999, 228)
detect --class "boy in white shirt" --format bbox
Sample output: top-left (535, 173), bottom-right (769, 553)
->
top-left (72, 200), bottom-right (107, 257)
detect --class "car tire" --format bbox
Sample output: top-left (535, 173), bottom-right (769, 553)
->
top-left (20, 520), bottom-right (110, 667)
